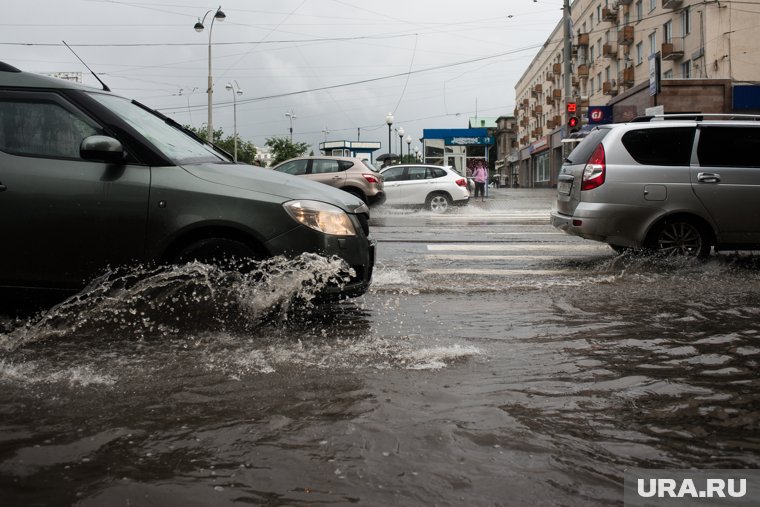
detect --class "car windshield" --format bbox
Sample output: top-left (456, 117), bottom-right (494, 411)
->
top-left (85, 92), bottom-right (228, 165)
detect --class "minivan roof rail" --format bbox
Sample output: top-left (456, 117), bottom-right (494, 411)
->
top-left (632, 113), bottom-right (760, 122)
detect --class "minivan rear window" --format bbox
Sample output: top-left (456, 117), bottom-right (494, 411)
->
top-left (622, 126), bottom-right (695, 166)
top-left (565, 127), bottom-right (611, 164)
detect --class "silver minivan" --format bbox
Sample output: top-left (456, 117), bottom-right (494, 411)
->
top-left (551, 115), bottom-right (760, 257)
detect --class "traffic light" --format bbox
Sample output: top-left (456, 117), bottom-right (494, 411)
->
top-left (568, 115), bottom-right (580, 133)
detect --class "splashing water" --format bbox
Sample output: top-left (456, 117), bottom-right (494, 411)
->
top-left (0, 253), bottom-right (353, 351)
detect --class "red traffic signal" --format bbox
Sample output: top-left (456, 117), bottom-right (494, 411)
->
top-left (566, 102), bottom-right (577, 114)
top-left (568, 116), bottom-right (579, 131)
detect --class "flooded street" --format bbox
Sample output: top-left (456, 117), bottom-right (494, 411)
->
top-left (2, 188), bottom-right (760, 506)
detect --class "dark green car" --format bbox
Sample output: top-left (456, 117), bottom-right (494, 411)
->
top-left (0, 62), bottom-right (375, 299)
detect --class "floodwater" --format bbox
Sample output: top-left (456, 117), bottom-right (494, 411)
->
top-left (2, 191), bottom-right (760, 506)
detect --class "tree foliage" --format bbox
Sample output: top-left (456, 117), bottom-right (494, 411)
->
top-left (184, 125), bottom-right (257, 165)
top-left (265, 136), bottom-right (310, 166)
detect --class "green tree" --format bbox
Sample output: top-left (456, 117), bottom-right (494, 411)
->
top-left (184, 125), bottom-right (257, 165)
top-left (265, 136), bottom-right (310, 166)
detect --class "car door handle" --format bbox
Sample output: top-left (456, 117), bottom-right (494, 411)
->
top-left (697, 172), bottom-right (721, 183)
top-left (0, 182), bottom-right (6, 192)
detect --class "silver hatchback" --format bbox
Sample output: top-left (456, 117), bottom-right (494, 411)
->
top-left (550, 115), bottom-right (760, 257)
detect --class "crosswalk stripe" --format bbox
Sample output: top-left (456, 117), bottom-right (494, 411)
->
top-left (426, 243), bottom-right (610, 252)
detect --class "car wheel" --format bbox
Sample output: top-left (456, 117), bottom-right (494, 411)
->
top-left (649, 218), bottom-right (711, 258)
top-left (173, 238), bottom-right (262, 270)
top-left (426, 193), bottom-right (451, 213)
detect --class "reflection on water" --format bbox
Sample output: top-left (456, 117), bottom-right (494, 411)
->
top-left (1, 247), bottom-right (759, 506)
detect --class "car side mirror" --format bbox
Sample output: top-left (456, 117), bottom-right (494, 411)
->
top-left (80, 135), bottom-right (126, 164)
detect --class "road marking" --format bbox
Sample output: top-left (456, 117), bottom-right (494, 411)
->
top-left (427, 243), bottom-right (610, 252)
top-left (424, 254), bottom-right (588, 261)
top-left (418, 268), bottom-right (576, 276)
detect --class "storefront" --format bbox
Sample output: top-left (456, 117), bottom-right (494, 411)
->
top-left (421, 128), bottom-right (494, 178)
top-left (319, 140), bottom-right (382, 162)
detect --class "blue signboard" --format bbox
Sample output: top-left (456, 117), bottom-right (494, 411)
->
top-left (588, 105), bottom-right (613, 124)
top-left (444, 136), bottom-right (494, 146)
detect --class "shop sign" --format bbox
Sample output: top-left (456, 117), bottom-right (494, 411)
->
top-left (528, 136), bottom-right (548, 154)
top-left (445, 136), bottom-right (494, 146)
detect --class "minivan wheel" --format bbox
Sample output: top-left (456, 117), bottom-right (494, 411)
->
top-left (426, 193), bottom-right (451, 213)
top-left (174, 238), bottom-right (261, 270)
top-left (649, 219), bottom-right (711, 258)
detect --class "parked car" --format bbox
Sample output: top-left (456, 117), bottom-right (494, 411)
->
top-left (379, 164), bottom-right (470, 213)
top-left (271, 156), bottom-right (385, 206)
top-left (550, 114), bottom-right (760, 257)
top-left (0, 62), bottom-right (375, 300)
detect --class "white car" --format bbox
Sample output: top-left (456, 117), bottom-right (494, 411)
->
top-left (379, 164), bottom-right (470, 213)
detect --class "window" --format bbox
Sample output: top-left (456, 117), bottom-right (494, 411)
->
top-left (429, 167), bottom-right (447, 178)
top-left (597, 5), bottom-right (602, 23)
top-left (381, 166), bottom-right (406, 182)
top-left (635, 0), bottom-right (643, 21)
top-left (622, 127), bottom-right (695, 166)
top-left (664, 69), bottom-right (673, 78)
top-left (0, 97), bottom-right (101, 159)
top-left (636, 42), bottom-right (644, 64)
top-left (663, 20), bottom-right (672, 43)
top-left (681, 6), bottom-right (691, 36)
top-left (590, 45), bottom-right (595, 62)
top-left (408, 166), bottom-right (426, 180)
top-left (275, 159), bottom-right (308, 175)
top-left (681, 60), bottom-right (691, 78)
top-left (597, 73), bottom-right (602, 91)
top-left (648, 32), bottom-right (657, 57)
top-left (590, 77), bottom-right (595, 93)
top-left (312, 159), bottom-right (343, 174)
top-left (698, 127), bottom-right (760, 168)
top-left (648, 0), bottom-right (656, 12)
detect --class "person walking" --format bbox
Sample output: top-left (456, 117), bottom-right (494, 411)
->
top-left (472, 161), bottom-right (488, 202)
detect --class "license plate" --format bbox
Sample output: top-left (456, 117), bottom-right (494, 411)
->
top-left (558, 180), bottom-right (572, 195)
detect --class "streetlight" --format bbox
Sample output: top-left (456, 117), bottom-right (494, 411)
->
top-left (397, 126), bottom-right (405, 161)
top-left (225, 80), bottom-right (242, 161)
top-left (385, 112), bottom-right (394, 154)
top-left (414, 146), bottom-right (420, 162)
top-left (406, 135), bottom-right (412, 162)
top-left (285, 110), bottom-right (296, 141)
top-left (322, 127), bottom-right (330, 141)
top-left (194, 5), bottom-right (226, 143)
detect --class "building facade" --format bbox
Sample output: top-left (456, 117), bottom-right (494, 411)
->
top-left (513, 0), bottom-right (760, 188)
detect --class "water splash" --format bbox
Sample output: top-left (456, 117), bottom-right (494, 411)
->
top-left (0, 253), bottom-right (353, 352)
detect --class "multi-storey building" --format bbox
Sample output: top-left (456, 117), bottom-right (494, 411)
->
top-left (513, 0), bottom-right (760, 188)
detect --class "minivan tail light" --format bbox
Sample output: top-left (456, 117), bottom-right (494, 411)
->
top-left (455, 178), bottom-right (468, 187)
top-left (581, 144), bottom-right (606, 191)
top-left (363, 173), bottom-right (380, 184)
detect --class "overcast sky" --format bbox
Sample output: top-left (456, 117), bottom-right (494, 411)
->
top-left (3, 0), bottom-right (564, 155)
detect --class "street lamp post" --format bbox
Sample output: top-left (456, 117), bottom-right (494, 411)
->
top-left (385, 113), bottom-right (394, 155)
top-left (225, 80), bottom-right (242, 161)
top-left (194, 5), bottom-right (226, 143)
top-left (397, 127), bottom-right (405, 161)
top-left (405, 135), bottom-right (412, 162)
top-left (285, 109), bottom-right (296, 141)
top-left (414, 146), bottom-right (420, 162)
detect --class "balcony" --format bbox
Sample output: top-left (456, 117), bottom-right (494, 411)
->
top-left (662, 0), bottom-right (683, 8)
top-left (522, 98), bottom-right (530, 107)
top-left (618, 25), bottom-right (634, 46)
top-left (661, 39), bottom-right (684, 60)
top-left (577, 64), bottom-right (589, 78)
top-left (619, 66), bottom-right (635, 86)
top-left (552, 63), bottom-right (562, 75)
top-left (546, 119), bottom-right (555, 129)
top-left (552, 115), bottom-right (562, 126)
top-left (603, 43), bottom-right (618, 57)
top-left (602, 6), bottom-right (618, 22)
top-left (531, 83), bottom-right (543, 96)
top-left (603, 80), bottom-right (618, 96)
top-left (618, 0), bottom-right (632, 4)
top-left (577, 33), bottom-right (590, 47)
top-left (553, 88), bottom-right (562, 99)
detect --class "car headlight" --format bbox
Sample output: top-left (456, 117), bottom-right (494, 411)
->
top-left (283, 200), bottom-right (357, 236)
